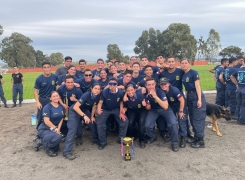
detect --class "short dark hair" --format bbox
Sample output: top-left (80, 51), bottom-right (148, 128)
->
top-left (67, 65), bottom-right (75, 70)
top-left (130, 56), bottom-right (137, 59)
top-left (124, 70), bottom-right (133, 75)
top-left (65, 75), bottom-right (74, 81)
top-left (180, 58), bottom-right (190, 63)
top-left (79, 59), bottom-right (86, 64)
top-left (229, 57), bottom-right (237, 64)
top-left (64, 56), bottom-right (72, 61)
top-left (119, 61), bottom-right (125, 64)
top-left (84, 68), bottom-right (92, 73)
top-left (167, 55), bottom-right (175, 59)
top-left (132, 62), bottom-right (140, 67)
top-left (141, 56), bottom-right (148, 60)
top-left (109, 77), bottom-right (118, 83)
top-left (145, 77), bottom-right (156, 84)
top-left (42, 62), bottom-right (51, 67)
top-left (221, 58), bottom-right (229, 64)
top-left (13, 65), bottom-right (18, 68)
top-left (156, 54), bottom-right (164, 58)
top-left (97, 58), bottom-right (104, 63)
top-left (237, 55), bottom-right (244, 60)
top-left (144, 65), bottom-right (153, 71)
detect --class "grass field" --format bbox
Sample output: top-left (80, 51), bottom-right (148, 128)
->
top-left (1, 65), bottom-right (216, 101)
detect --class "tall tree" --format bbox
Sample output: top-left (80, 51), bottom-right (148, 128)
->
top-left (159, 23), bottom-right (197, 61)
top-left (49, 52), bottom-right (63, 66)
top-left (0, 32), bottom-right (35, 67)
top-left (134, 28), bottom-right (161, 60)
top-left (107, 44), bottom-right (123, 61)
top-left (219, 46), bottom-right (244, 58)
top-left (0, 25), bottom-right (3, 36)
top-left (35, 50), bottom-right (50, 67)
top-left (204, 29), bottom-right (222, 61)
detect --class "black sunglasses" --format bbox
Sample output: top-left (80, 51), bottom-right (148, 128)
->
top-left (85, 74), bottom-right (92, 77)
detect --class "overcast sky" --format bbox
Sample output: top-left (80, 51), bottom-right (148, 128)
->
top-left (1, 0), bottom-right (245, 63)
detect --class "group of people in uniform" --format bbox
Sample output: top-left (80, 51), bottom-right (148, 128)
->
top-left (0, 66), bottom-right (24, 108)
top-left (210, 56), bottom-right (245, 124)
top-left (34, 55), bottom-right (208, 160)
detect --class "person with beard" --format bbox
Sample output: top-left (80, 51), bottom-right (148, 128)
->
top-left (75, 59), bottom-right (87, 79)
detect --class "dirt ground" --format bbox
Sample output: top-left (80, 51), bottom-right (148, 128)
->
top-left (0, 94), bottom-right (244, 180)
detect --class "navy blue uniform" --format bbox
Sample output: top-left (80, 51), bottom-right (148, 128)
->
top-left (108, 73), bottom-right (123, 79)
top-left (75, 70), bottom-right (85, 79)
top-left (98, 78), bottom-right (109, 90)
top-left (63, 92), bottom-right (100, 156)
top-left (165, 86), bottom-right (188, 137)
top-left (124, 91), bottom-right (147, 142)
top-left (145, 88), bottom-right (179, 145)
top-left (132, 74), bottom-right (145, 86)
top-left (182, 69), bottom-right (206, 138)
top-left (75, 78), bottom-right (98, 93)
top-left (117, 78), bottom-right (137, 88)
top-left (12, 72), bottom-right (23, 104)
top-left (0, 75), bottom-right (7, 104)
top-left (38, 103), bottom-right (64, 152)
top-left (96, 88), bottom-right (129, 146)
top-left (157, 68), bottom-right (183, 91)
top-left (232, 67), bottom-right (245, 123)
top-left (34, 74), bottom-right (58, 127)
top-left (235, 63), bottom-right (243, 69)
top-left (92, 69), bottom-right (101, 77)
top-left (57, 74), bottom-right (78, 86)
top-left (224, 67), bottom-right (237, 114)
top-left (215, 66), bottom-right (226, 106)
top-left (139, 74), bottom-right (158, 87)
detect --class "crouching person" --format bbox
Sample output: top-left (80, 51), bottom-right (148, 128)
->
top-left (96, 77), bottom-right (129, 150)
top-left (38, 91), bottom-right (64, 157)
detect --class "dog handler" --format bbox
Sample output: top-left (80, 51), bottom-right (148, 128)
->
top-left (180, 58), bottom-right (207, 148)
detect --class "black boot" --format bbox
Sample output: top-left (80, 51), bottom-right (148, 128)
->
top-left (187, 129), bottom-right (194, 139)
top-left (46, 148), bottom-right (57, 157)
top-left (4, 103), bottom-right (9, 108)
top-left (19, 102), bottom-right (22, 107)
top-left (75, 137), bottom-right (83, 146)
top-left (11, 103), bottom-right (17, 108)
top-left (180, 136), bottom-right (186, 148)
top-left (190, 138), bottom-right (205, 148)
top-left (186, 136), bottom-right (198, 144)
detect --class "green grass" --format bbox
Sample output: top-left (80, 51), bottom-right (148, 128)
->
top-left (1, 65), bottom-right (216, 101)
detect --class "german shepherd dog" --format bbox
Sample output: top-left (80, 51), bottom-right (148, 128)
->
top-left (206, 103), bottom-right (231, 137)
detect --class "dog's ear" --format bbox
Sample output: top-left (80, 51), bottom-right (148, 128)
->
top-left (218, 106), bottom-right (225, 113)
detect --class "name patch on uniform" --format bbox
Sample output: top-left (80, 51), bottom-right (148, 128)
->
top-left (176, 76), bottom-right (179, 80)
top-left (186, 77), bottom-right (189, 82)
top-left (170, 97), bottom-right (174, 102)
top-left (138, 104), bottom-right (141, 108)
top-left (117, 98), bottom-right (120, 102)
top-left (52, 80), bottom-right (55, 85)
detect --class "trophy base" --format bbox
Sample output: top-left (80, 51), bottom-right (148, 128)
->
top-left (124, 153), bottom-right (131, 161)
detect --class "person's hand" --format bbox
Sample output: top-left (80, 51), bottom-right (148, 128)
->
top-left (55, 128), bottom-right (61, 134)
top-left (178, 112), bottom-right (185, 119)
top-left (97, 108), bottom-right (103, 115)
top-left (74, 83), bottom-right (80, 88)
top-left (197, 100), bottom-right (202, 108)
top-left (118, 85), bottom-right (125, 90)
top-left (61, 82), bottom-right (65, 85)
top-left (62, 104), bottom-right (68, 110)
top-left (91, 117), bottom-right (96, 123)
top-left (141, 87), bottom-right (146, 94)
top-left (150, 90), bottom-right (157, 98)
top-left (70, 95), bottom-right (77, 102)
top-left (121, 108), bottom-right (126, 115)
top-left (142, 99), bottom-right (147, 106)
top-left (84, 116), bottom-right (91, 124)
top-left (120, 113), bottom-right (126, 121)
top-left (94, 75), bottom-right (101, 80)
top-left (123, 95), bottom-right (128, 102)
top-left (36, 102), bottom-right (42, 110)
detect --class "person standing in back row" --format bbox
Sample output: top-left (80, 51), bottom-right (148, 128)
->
top-left (11, 65), bottom-right (24, 108)
top-left (55, 56), bottom-right (73, 77)
top-left (0, 74), bottom-right (9, 108)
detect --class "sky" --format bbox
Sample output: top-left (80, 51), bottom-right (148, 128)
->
top-left (1, 0), bottom-right (245, 63)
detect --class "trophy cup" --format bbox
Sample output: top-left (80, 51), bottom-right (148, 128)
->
top-left (122, 137), bottom-right (134, 161)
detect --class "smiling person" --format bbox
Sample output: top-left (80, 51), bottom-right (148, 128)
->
top-left (98, 69), bottom-right (109, 90)
top-left (108, 64), bottom-right (123, 79)
top-left (75, 69), bottom-right (98, 93)
top-left (75, 59), bottom-right (87, 79)
top-left (55, 56), bottom-right (73, 77)
top-left (57, 65), bottom-right (79, 89)
top-left (63, 83), bottom-right (101, 160)
top-left (92, 58), bottom-right (105, 80)
top-left (34, 62), bottom-right (58, 128)
top-left (144, 77), bottom-right (179, 152)
top-left (96, 77), bottom-right (129, 150)
top-left (123, 84), bottom-right (147, 148)
top-left (131, 62), bottom-right (145, 86)
top-left (37, 91), bottom-right (64, 157)
top-left (11, 65), bottom-right (24, 108)
top-left (118, 61), bottom-right (127, 74)
top-left (180, 58), bottom-right (207, 148)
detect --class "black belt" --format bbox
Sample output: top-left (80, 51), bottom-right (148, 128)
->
top-left (14, 83), bottom-right (22, 84)
top-left (187, 90), bottom-right (196, 93)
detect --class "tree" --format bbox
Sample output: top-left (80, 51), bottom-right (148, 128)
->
top-left (0, 32), bottom-right (35, 68)
top-left (0, 25), bottom-right (3, 36)
top-left (134, 28), bottom-right (161, 60)
top-left (219, 46), bottom-right (244, 58)
top-left (107, 44), bottom-right (123, 61)
top-left (204, 29), bottom-right (222, 61)
top-left (159, 23), bottom-right (197, 61)
top-left (35, 50), bottom-right (50, 67)
top-left (49, 52), bottom-right (63, 66)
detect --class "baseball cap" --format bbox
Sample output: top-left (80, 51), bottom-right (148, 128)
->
top-left (159, 77), bottom-right (169, 85)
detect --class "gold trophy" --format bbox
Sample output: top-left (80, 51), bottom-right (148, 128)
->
top-left (123, 137), bottom-right (134, 161)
